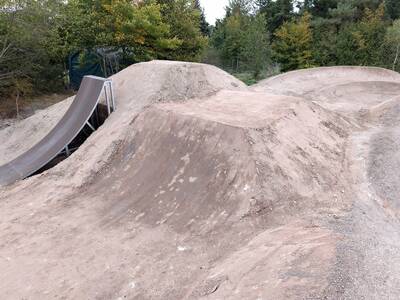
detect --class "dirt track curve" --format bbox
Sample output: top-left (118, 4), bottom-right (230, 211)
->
top-left (1, 62), bottom-right (400, 299)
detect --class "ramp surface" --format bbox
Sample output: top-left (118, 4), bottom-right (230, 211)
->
top-left (0, 75), bottom-right (108, 186)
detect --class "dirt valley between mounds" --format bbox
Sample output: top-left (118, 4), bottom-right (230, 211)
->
top-left (1, 61), bottom-right (400, 299)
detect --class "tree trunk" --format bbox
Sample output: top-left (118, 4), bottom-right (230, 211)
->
top-left (103, 56), bottom-right (107, 77)
top-left (393, 43), bottom-right (400, 71)
top-left (15, 89), bottom-right (20, 119)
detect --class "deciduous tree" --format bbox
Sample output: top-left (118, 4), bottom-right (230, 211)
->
top-left (157, 0), bottom-right (208, 61)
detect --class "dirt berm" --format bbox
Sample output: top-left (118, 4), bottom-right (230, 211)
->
top-left (0, 62), bottom-right (399, 299)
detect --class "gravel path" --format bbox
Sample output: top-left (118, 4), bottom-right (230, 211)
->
top-left (322, 126), bottom-right (400, 299)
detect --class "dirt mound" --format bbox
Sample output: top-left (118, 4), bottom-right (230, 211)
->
top-left (3, 63), bottom-right (400, 299)
top-left (94, 90), bottom-right (351, 227)
top-left (252, 66), bottom-right (400, 98)
top-left (308, 81), bottom-right (400, 116)
top-left (112, 60), bottom-right (247, 110)
top-left (366, 96), bottom-right (400, 125)
top-left (0, 89), bottom-right (352, 299)
top-left (253, 67), bottom-right (400, 124)
top-left (0, 98), bottom-right (72, 166)
top-left (0, 60), bottom-right (246, 169)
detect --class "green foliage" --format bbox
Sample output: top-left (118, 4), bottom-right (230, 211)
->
top-left (156, 0), bottom-right (208, 61)
top-left (194, 0), bottom-right (210, 36)
top-left (311, 18), bottom-right (339, 66)
top-left (2, 0), bottom-right (400, 101)
top-left (386, 0), bottom-right (400, 20)
top-left (241, 14), bottom-right (271, 78)
top-left (0, 0), bottom-right (210, 100)
top-left (382, 19), bottom-right (400, 70)
top-left (272, 13), bottom-right (315, 71)
top-left (63, 0), bottom-right (182, 62)
top-left (210, 3), bottom-right (271, 76)
top-left (227, 0), bottom-right (253, 16)
top-left (211, 5), bottom-right (246, 69)
top-left (62, 0), bottom-right (209, 64)
top-left (258, 0), bottom-right (294, 34)
top-left (232, 71), bottom-right (260, 85)
top-left (301, 0), bottom-right (338, 18)
top-left (0, 0), bottom-right (65, 100)
top-left (336, 3), bottom-right (386, 66)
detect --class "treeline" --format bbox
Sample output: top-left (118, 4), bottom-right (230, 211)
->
top-left (208, 0), bottom-right (400, 82)
top-left (0, 0), bottom-right (209, 99)
top-left (2, 0), bottom-right (400, 102)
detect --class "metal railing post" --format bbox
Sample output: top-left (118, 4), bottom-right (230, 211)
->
top-left (109, 81), bottom-right (116, 112)
top-left (104, 85), bottom-right (111, 116)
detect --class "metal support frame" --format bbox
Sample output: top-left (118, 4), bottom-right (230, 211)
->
top-left (61, 146), bottom-right (77, 155)
top-left (65, 145), bottom-right (71, 157)
top-left (63, 79), bottom-right (115, 160)
top-left (103, 80), bottom-right (115, 116)
top-left (86, 121), bottom-right (95, 131)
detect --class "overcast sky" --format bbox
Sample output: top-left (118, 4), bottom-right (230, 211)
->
top-left (200, 0), bottom-right (230, 25)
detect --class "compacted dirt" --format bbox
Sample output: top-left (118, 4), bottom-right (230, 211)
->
top-left (1, 62), bottom-right (400, 299)
top-left (255, 67), bottom-right (400, 299)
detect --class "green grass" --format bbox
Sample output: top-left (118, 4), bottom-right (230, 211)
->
top-left (232, 72), bottom-right (260, 86)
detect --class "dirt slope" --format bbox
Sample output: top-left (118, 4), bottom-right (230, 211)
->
top-left (252, 66), bottom-right (400, 96)
top-left (254, 66), bottom-right (400, 299)
top-left (0, 72), bottom-right (351, 299)
top-left (0, 98), bottom-right (73, 166)
top-left (1, 63), bottom-right (400, 299)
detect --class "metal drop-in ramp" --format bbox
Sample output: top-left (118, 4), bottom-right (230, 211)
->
top-left (0, 75), bottom-right (115, 186)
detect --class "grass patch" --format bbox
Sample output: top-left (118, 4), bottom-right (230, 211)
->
top-left (232, 68), bottom-right (281, 86)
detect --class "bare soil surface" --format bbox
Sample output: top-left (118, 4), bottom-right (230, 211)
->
top-left (1, 63), bottom-right (400, 299)
top-left (257, 66), bottom-right (400, 299)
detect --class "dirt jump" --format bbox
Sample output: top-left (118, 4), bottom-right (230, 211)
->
top-left (1, 61), bottom-right (400, 299)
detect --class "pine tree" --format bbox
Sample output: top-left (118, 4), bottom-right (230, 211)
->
top-left (385, 0), bottom-right (400, 20)
top-left (258, 0), bottom-right (294, 34)
top-left (302, 0), bottom-right (338, 18)
top-left (194, 0), bottom-right (210, 36)
top-left (336, 3), bottom-right (386, 66)
top-left (272, 12), bottom-right (315, 71)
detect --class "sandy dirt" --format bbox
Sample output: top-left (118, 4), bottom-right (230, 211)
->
top-left (0, 98), bottom-right (73, 165)
top-left (0, 62), bottom-right (400, 299)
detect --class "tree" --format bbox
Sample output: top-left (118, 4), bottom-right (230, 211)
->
top-left (258, 0), bottom-right (294, 34)
top-left (211, 1), bottom-right (249, 70)
top-left (224, 12), bottom-right (246, 70)
top-left (336, 3), bottom-right (386, 66)
top-left (209, 2), bottom-right (273, 79)
top-left (194, 0), bottom-right (210, 36)
top-left (0, 0), bottom-right (66, 113)
top-left (226, 0), bottom-right (253, 16)
top-left (63, 0), bottom-right (181, 63)
top-left (311, 18), bottom-right (339, 66)
top-left (329, 1), bottom-right (357, 25)
top-left (385, 0), bottom-right (400, 20)
top-left (383, 19), bottom-right (400, 70)
top-left (300, 0), bottom-right (338, 18)
top-left (241, 13), bottom-right (271, 78)
top-left (272, 12), bottom-right (315, 71)
top-left (156, 0), bottom-right (208, 61)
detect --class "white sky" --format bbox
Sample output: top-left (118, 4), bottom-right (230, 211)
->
top-left (200, 0), bottom-right (230, 25)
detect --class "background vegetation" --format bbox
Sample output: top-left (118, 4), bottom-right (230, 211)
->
top-left (1, 0), bottom-right (400, 114)
top-left (207, 0), bottom-right (400, 83)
